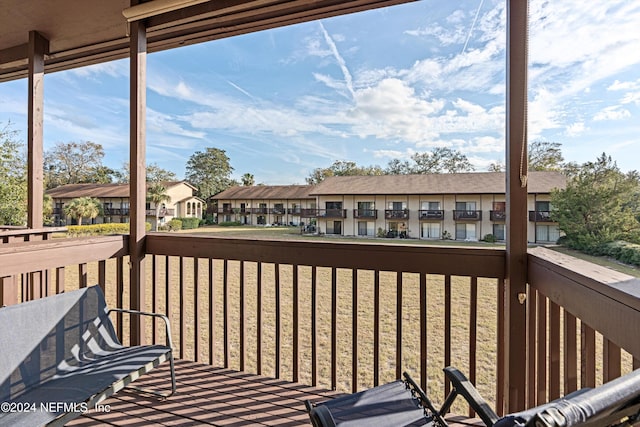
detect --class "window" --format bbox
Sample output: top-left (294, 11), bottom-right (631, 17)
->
top-left (388, 201), bottom-right (406, 210)
top-left (493, 201), bottom-right (505, 211)
top-left (187, 202), bottom-right (191, 215)
top-left (536, 201), bottom-right (551, 211)
top-left (421, 201), bottom-right (440, 210)
top-left (493, 224), bottom-right (505, 241)
top-left (325, 201), bottom-right (343, 210)
top-left (357, 221), bottom-right (368, 236)
top-left (536, 225), bottom-right (560, 242)
top-left (456, 223), bottom-right (477, 240)
top-left (456, 201), bottom-right (476, 211)
top-left (421, 222), bottom-right (440, 239)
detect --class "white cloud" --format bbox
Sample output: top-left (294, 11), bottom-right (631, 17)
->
top-left (593, 106), bottom-right (631, 121)
top-left (565, 122), bottom-right (587, 137)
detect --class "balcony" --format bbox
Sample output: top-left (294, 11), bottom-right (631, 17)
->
top-left (490, 210), bottom-right (507, 221)
top-left (270, 207), bottom-right (286, 215)
top-left (104, 207), bottom-right (130, 216)
top-left (300, 209), bottom-right (347, 218)
top-left (251, 207), bottom-right (270, 215)
top-left (529, 210), bottom-right (554, 222)
top-left (1, 232), bottom-right (638, 426)
top-left (353, 208), bottom-right (378, 219)
top-left (453, 210), bottom-right (482, 221)
top-left (145, 208), bottom-right (175, 217)
top-left (288, 207), bottom-right (302, 215)
top-left (385, 209), bottom-right (409, 219)
top-left (418, 210), bottom-right (444, 220)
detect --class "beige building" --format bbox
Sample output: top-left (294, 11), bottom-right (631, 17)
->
top-left (212, 185), bottom-right (315, 226)
top-left (47, 181), bottom-right (204, 229)
top-left (214, 172), bottom-right (566, 243)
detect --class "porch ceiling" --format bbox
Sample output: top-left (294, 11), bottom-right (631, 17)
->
top-left (0, 0), bottom-right (416, 83)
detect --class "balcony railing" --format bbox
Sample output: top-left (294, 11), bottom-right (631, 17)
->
top-left (353, 209), bottom-right (378, 219)
top-left (301, 208), bottom-right (347, 218)
top-left (529, 210), bottom-right (554, 222)
top-left (270, 207), bottom-right (286, 215)
top-left (453, 210), bottom-right (482, 221)
top-left (1, 235), bottom-right (638, 418)
top-left (104, 208), bottom-right (130, 216)
top-left (145, 208), bottom-right (175, 217)
top-left (385, 209), bottom-right (409, 219)
top-left (490, 210), bottom-right (507, 221)
top-left (250, 207), bottom-right (269, 214)
top-left (418, 210), bottom-right (444, 220)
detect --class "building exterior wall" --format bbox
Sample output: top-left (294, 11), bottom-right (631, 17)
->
top-left (210, 188), bottom-right (562, 244)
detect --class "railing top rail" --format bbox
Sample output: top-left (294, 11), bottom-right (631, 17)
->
top-left (146, 233), bottom-right (505, 278)
top-left (528, 246), bottom-right (640, 357)
top-left (0, 227), bottom-right (67, 237)
top-left (0, 235), bottom-right (128, 277)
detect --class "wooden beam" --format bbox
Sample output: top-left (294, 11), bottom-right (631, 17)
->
top-left (27, 31), bottom-right (48, 229)
top-left (129, 18), bottom-right (147, 346)
top-left (504, 0), bottom-right (529, 412)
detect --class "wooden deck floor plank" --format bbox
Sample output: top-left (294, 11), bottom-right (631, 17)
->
top-left (71, 359), bottom-right (478, 426)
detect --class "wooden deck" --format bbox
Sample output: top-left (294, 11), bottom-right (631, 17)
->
top-left (68, 359), bottom-right (483, 426)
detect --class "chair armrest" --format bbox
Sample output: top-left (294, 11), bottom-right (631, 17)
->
top-left (107, 308), bottom-right (174, 349)
top-left (443, 366), bottom-right (500, 426)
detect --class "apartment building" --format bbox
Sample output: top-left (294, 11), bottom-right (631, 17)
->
top-left (214, 171), bottom-right (566, 243)
top-left (212, 185), bottom-right (316, 226)
top-left (47, 181), bottom-right (204, 229)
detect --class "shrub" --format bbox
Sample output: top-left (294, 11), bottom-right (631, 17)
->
top-left (219, 221), bottom-right (242, 227)
top-left (482, 233), bottom-right (497, 243)
top-left (168, 219), bottom-right (182, 231)
top-left (599, 241), bottom-right (640, 267)
top-left (203, 214), bottom-right (216, 225)
top-left (66, 223), bottom-right (130, 237)
top-left (376, 227), bottom-right (386, 238)
top-left (442, 230), bottom-right (452, 240)
top-left (174, 217), bottom-right (200, 229)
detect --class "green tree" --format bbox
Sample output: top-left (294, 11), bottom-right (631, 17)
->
top-left (241, 173), bottom-right (255, 186)
top-left (44, 141), bottom-right (115, 189)
top-left (529, 141), bottom-right (564, 171)
top-left (146, 183), bottom-right (171, 231)
top-left (551, 153), bottom-right (640, 251)
top-left (0, 123), bottom-right (27, 225)
top-left (411, 148), bottom-right (475, 173)
top-left (185, 147), bottom-right (234, 201)
top-left (487, 162), bottom-right (504, 172)
top-left (385, 158), bottom-right (412, 175)
top-left (116, 162), bottom-right (177, 183)
top-left (63, 197), bottom-right (102, 225)
top-left (43, 194), bottom-right (54, 225)
top-left (306, 160), bottom-right (383, 184)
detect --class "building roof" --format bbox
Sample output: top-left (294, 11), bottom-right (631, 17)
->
top-left (46, 181), bottom-right (192, 199)
top-left (309, 171), bottom-right (566, 196)
top-left (213, 185), bottom-right (314, 200)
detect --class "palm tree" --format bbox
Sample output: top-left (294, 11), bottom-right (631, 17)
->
top-left (64, 197), bottom-right (101, 225)
top-left (241, 173), bottom-right (255, 186)
top-left (43, 194), bottom-right (54, 225)
top-left (147, 183), bottom-right (171, 231)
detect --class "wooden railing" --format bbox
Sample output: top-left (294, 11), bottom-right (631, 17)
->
top-left (144, 233), bottom-right (506, 411)
top-left (0, 236), bottom-right (128, 324)
top-left (526, 247), bottom-right (640, 409)
top-left (3, 235), bottom-right (640, 417)
top-left (0, 227), bottom-right (67, 244)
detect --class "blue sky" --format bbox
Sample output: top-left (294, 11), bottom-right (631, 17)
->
top-left (1, 0), bottom-right (639, 184)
